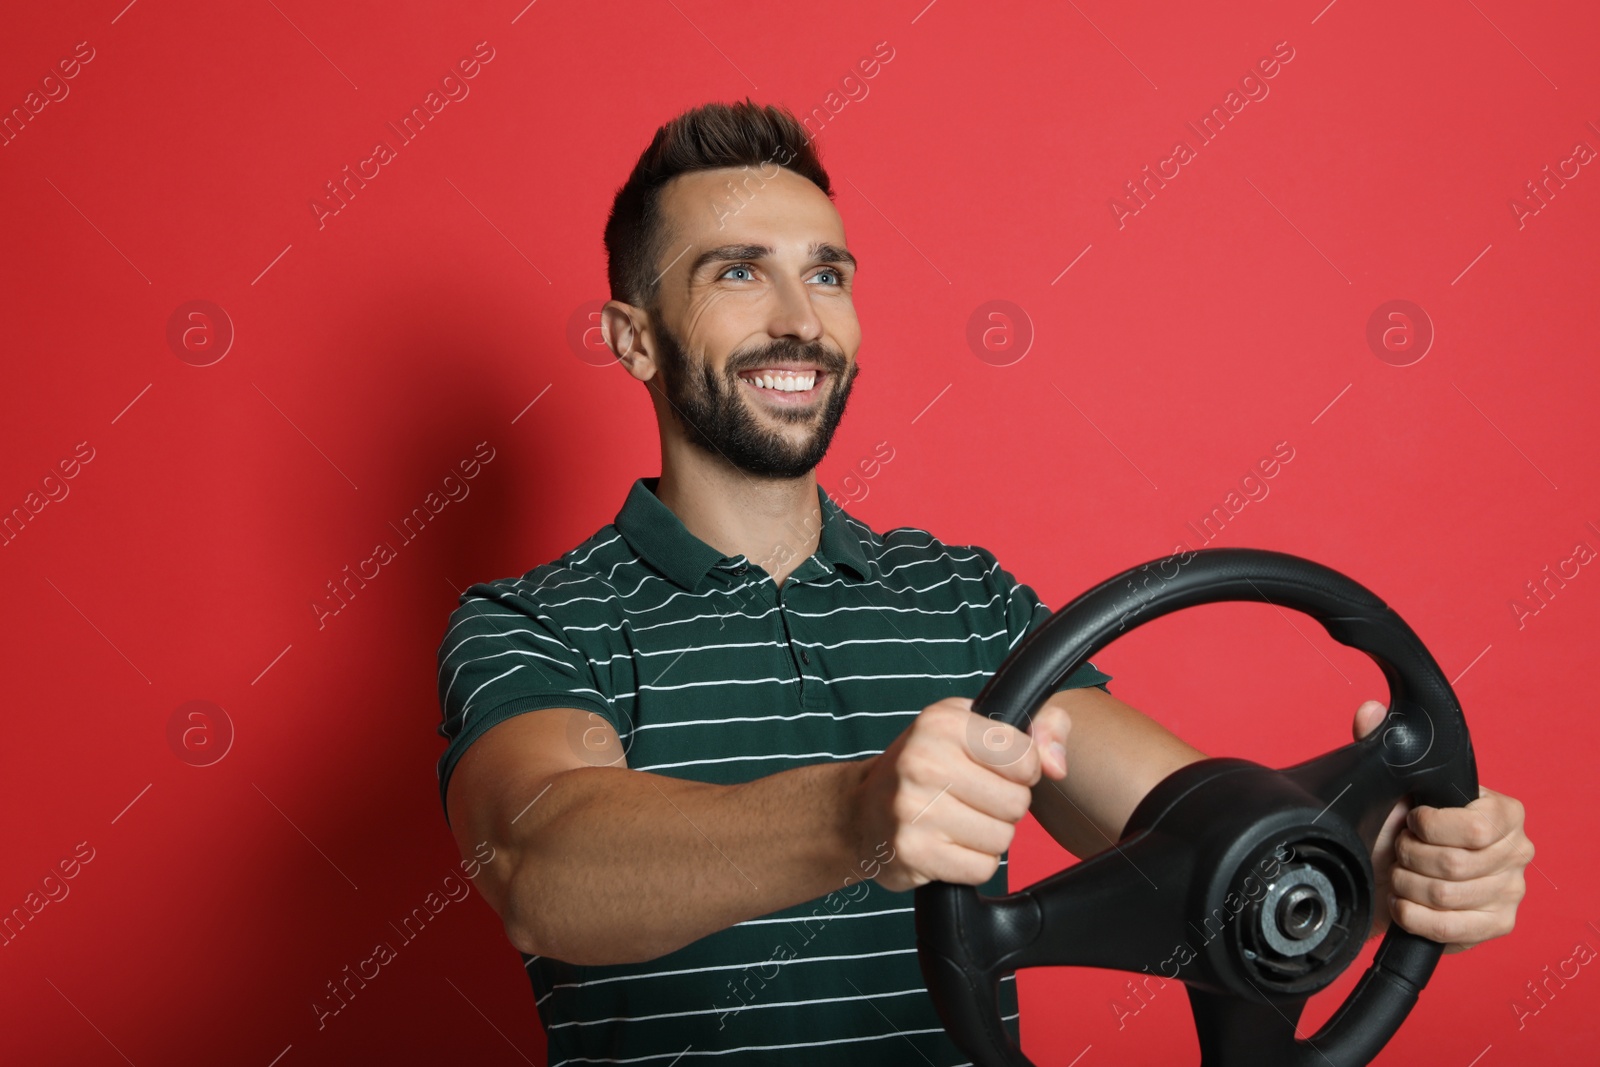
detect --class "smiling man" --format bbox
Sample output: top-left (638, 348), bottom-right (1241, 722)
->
top-left (435, 100), bottom-right (1531, 1066)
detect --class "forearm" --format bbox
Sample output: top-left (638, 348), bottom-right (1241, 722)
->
top-left (1031, 687), bottom-right (1206, 858)
top-left (507, 759), bottom-right (872, 966)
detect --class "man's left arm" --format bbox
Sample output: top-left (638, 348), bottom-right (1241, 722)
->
top-left (1023, 689), bottom-right (1533, 953)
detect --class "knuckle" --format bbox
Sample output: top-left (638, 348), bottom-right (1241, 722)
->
top-left (1507, 871), bottom-right (1528, 903)
top-left (1438, 848), bottom-right (1473, 881)
top-left (1393, 897), bottom-right (1431, 938)
top-left (890, 792), bottom-right (925, 827)
top-left (1414, 808), bottom-right (1442, 842)
top-left (1434, 910), bottom-right (1470, 944)
top-left (1425, 877), bottom-right (1464, 909)
top-left (1393, 833), bottom-right (1418, 870)
top-left (1466, 820), bottom-right (1497, 849)
top-left (1390, 867), bottom-right (1420, 902)
top-left (1005, 785), bottom-right (1032, 823)
top-left (1507, 795), bottom-right (1526, 825)
top-left (891, 835), bottom-right (925, 875)
top-left (898, 747), bottom-right (940, 787)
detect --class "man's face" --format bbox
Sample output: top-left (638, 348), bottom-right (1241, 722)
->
top-left (635, 165), bottom-right (863, 480)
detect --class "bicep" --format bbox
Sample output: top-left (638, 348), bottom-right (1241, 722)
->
top-left (446, 706), bottom-right (626, 917)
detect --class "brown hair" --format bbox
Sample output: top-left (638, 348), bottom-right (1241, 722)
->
top-left (604, 99), bottom-right (832, 311)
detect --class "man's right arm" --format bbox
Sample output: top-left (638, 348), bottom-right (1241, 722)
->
top-left (446, 697), bottom-right (1057, 968)
top-left (446, 706), bottom-right (878, 967)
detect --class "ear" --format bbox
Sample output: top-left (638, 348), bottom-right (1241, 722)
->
top-left (602, 300), bottom-right (658, 382)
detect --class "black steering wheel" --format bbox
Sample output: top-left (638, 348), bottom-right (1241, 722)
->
top-left (915, 547), bottom-right (1478, 1066)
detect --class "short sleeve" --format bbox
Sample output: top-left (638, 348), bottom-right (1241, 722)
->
top-left (435, 580), bottom-right (624, 823)
top-left (976, 547), bottom-right (1113, 694)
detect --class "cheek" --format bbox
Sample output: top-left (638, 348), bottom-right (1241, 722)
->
top-left (683, 291), bottom-right (739, 341)
top-left (822, 308), bottom-right (862, 357)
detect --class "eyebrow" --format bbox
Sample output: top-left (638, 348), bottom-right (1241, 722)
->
top-left (686, 241), bottom-right (858, 279)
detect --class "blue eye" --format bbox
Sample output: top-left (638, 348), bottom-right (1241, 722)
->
top-left (721, 264), bottom-right (755, 281)
top-left (812, 270), bottom-right (840, 286)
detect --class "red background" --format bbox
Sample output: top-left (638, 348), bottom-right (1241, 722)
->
top-left (3, 1), bottom-right (1596, 1064)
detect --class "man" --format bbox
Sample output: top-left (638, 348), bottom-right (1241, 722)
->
top-left (436, 100), bottom-right (1531, 1065)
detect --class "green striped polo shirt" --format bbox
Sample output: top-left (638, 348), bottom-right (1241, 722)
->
top-left (435, 476), bottom-right (1111, 1066)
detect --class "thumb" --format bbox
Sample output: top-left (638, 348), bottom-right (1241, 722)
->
top-left (1031, 706), bottom-right (1072, 779)
top-left (1352, 699), bottom-right (1388, 742)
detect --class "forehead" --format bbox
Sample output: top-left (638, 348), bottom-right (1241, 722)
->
top-left (657, 165), bottom-right (846, 251)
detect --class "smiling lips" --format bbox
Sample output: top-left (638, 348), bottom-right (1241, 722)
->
top-left (737, 366), bottom-right (826, 404)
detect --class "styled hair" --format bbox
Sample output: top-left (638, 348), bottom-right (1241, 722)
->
top-left (604, 99), bottom-right (832, 311)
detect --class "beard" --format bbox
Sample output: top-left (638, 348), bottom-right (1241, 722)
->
top-left (651, 316), bottom-right (858, 480)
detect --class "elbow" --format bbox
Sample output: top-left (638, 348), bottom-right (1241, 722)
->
top-left (504, 915), bottom-right (544, 957)
top-left (499, 861), bottom-right (611, 964)
top-left (506, 914), bottom-right (610, 966)
top-left (492, 857), bottom-right (550, 953)
top-left (504, 891), bottom-right (563, 958)
top-left (499, 856), bottom-right (549, 957)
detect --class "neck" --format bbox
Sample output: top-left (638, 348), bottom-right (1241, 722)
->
top-left (654, 452), bottom-right (823, 587)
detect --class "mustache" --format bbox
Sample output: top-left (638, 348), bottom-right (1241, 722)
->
top-left (726, 339), bottom-right (849, 377)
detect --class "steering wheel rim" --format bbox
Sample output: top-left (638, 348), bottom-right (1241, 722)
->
top-left (914, 547), bottom-right (1478, 1067)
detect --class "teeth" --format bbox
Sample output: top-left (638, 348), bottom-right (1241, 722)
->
top-left (743, 371), bottom-right (816, 392)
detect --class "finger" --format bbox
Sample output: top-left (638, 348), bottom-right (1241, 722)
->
top-left (1393, 828), bottom-right (1516, 880)
top-left (1371, 800), bottom-right (1411, 863)
top-left (1351, 699), bottom-right (1388, 742)
top-left (918, 840), bottom-right (1006, 887)
top-left (1390, 865), bottom-right (1524, 912)
top-left (1408, 803), bottom-right (1511, 850)
top-left (918, 763), bottom-right (1036, 831)
top-left (898, 784), bottom-right (1020, 854)
top-left (963, 716), bottom-right (1044, 786)
top-left (1389, 894), bottom-right (1513, 949)
top-left (1469, 788), bottom-right (1528, 842)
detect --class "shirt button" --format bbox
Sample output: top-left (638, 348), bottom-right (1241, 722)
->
top-left (732, 563), bottom-right (748, 575)
top-left (800, 649), bottom-right (811, 664)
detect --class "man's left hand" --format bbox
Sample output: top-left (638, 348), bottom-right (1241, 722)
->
top-left (1354, 700), bottom-right (1532, 953)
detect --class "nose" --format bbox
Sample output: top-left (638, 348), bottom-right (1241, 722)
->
top-left (767, 273), bottom-right (824, 345)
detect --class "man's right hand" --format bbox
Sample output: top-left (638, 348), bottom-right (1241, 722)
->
top-left (851, 696), bottom-right (1071, 893)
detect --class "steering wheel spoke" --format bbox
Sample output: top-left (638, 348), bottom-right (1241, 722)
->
top-left (1280, 740), bottom-right (1409, 857)
top-left (1188, 986), bottom-right (1313, 1066)
top-left (1005, 828), bottom-right (1194, 974)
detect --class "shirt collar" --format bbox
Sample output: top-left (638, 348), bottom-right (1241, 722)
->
top-left (614, 477), bottom-right (871, 592)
